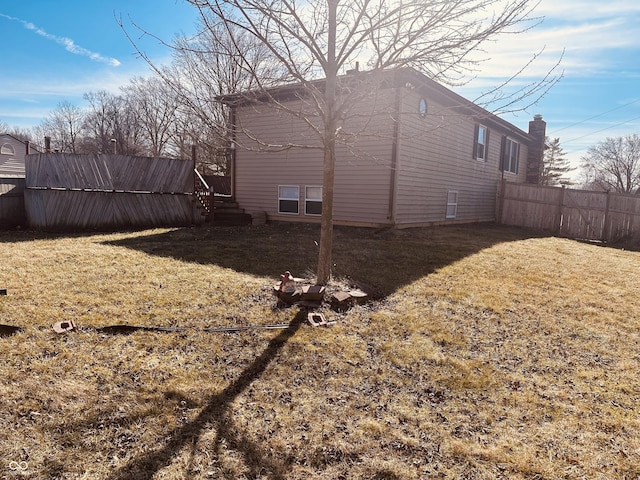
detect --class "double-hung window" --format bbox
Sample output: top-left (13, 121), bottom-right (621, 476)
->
top-left (473, 125), bottom-right (489, 161)
top-left (305, 186), bottom-right (322, 215)
top-left (446, 191), bottom-right (458, 219)
top-left (501, 137), bottom-right (520, 174)
top-left (278, 185), bottom-right (299, 214)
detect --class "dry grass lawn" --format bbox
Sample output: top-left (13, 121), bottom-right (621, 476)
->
top-left (1, 223), bottom-right (639, 479)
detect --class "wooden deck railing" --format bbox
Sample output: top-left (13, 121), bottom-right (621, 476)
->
top-left (194, 168), bottom-right (213, 219)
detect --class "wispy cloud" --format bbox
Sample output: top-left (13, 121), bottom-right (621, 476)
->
top-left (463, 0), bottom-right (639, 81)
top-left (0, 13), bottom-right (121, 67)
top-left (535, 0), bottom-right (640, 21)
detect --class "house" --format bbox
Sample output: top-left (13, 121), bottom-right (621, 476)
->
top-left (219, 67), bottom-right (546, 228)
top-left (0, 134), bottom-right (37, 227)
top-left (0, 133), bottom-right (41, 178)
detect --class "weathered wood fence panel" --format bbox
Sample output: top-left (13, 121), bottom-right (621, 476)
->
top-left (25, 153), bottom-right (203, 231)
top-left (606, 193), bottom-right (639, 240)
top-left (498, 181), bottom-right (640, 242)
top-left (26, 153), bottom-right (194, 192)
top-left (559, 189), bottom-right (607, 240)
top-left (0, 178), bottom-right (26, 228)
top-left (499, 183), bottom-right (562, 232)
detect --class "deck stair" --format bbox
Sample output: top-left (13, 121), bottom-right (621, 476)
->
top-left (213, 198), bottom-right (252, 226)
top-left (193, 169), bottom-right (252, 225)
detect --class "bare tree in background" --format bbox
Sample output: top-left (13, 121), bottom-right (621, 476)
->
top-left (83, 91), bottom-right (119, 154)
top-left (1, 120), bottom-right (35, 143)
top-left (122, 76), bottom-right (180, 157)
top-left (33, 80), bottom-right (179, 157)
top-left (119, 16), bottom-right (273, 171)
top-left (581, 134), bottom-right (640, 193)
top-left (83, 90), bottom-right (144, 155)
top-left (36, 101), bottom-right (85, 153)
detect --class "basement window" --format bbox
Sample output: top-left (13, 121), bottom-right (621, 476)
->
top-left (446, 191), bottom-right (458, 219)
top-left (305, 186), bottom-right (322, 215)
top-left (278, 185), bottom-right (299, 214)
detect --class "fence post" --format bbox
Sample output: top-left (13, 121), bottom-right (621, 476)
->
top-left (602, 190), bottom-right (612, 243)
top-left (556, 185), bottom-right (566, 235)
top-left (191, 145), bottom-right (197, 193)
top-left (496, 179), bottom-right (506, 224)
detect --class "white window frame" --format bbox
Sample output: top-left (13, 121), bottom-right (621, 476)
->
top-left (446, 191), bottom-right (458, 219)
top-left (278, 185), bottom-right (299, 214)
top-left (503, 138), bottom-right (519, 174)
top-left (0, 143), bottom-right (15, 155)
top-left (474, 125), bottom-right (488, 161)
top-left (305, 185), bottom-right (322, 216)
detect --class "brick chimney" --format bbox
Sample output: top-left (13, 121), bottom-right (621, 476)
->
top-left (526, 114), bottom-right (546, 184)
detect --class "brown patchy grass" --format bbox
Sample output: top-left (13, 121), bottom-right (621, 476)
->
top-left (1, 223), bottom-right (639, 479)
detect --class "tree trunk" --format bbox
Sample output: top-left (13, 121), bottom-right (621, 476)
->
top-left (317, 128), bottom-right (336, 285)
top-left (316, 0), bottom-right (338, 286)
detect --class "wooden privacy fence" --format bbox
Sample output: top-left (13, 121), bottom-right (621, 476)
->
top-left (0, 178), bottom-right (26, 228)
top-left (25, 153), bottom-right (204, 231)
top-left (498, 181), bottom-right (640, 242)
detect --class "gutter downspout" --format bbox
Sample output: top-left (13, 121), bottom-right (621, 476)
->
top-left (387, 86), bottom-right (402, 225)
top-left (229, 105), bottom-right (237, 200)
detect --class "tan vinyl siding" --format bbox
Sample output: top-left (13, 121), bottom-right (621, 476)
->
top-left (231, 78), bottom-right (534, 228)
top-left (333, 141), bottom-right (393, 224)
top-left (234, 97), bottom-right (395, 225)
top-left (393, 89), bottom-right (528, 225)
top-left (0, 135), bottom-right (28, 177)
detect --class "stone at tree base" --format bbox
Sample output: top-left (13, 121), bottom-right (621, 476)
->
top-left (302, 285), bottom-right (326, 302)
top-left (348, 289), bottom-right (368, 304)
top-left (331, 291), bottom-right (353, 312)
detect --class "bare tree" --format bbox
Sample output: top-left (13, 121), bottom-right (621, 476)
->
top-left (581, 134), bottom-right (640, 193)
top-left (83, 90), bottom-right (144, 155)
top-left (1, 120), bottom-right (36, 144)
top-left (37, 101), bottom-right (85, 153)
top-left (122, 76), bottom-right (179, 157)
top-left (118, 15), bottom-right (273, 170)
top-left (83, 91), bottom-right (118, 154)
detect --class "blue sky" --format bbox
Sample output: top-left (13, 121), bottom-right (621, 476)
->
top-left (0, 0), bottom-right (198, 125)
top-left (1, 1), bottom-right (639, 178)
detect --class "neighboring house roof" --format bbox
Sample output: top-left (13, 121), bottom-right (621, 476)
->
top-left (0, 133), bottom-right (43, 149)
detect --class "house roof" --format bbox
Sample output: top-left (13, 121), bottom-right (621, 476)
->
top-left (398, 68), bottom-right (532, 142)
top-left (0, 133), bottom-right (44, 153)
top-left (217, 67), bottom-right (533, 143)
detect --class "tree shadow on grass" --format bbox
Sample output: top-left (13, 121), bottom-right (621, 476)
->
top-left (103, 223), bottom-right (545, 297)
top-left (108, 310), bottom-right (305, 480)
